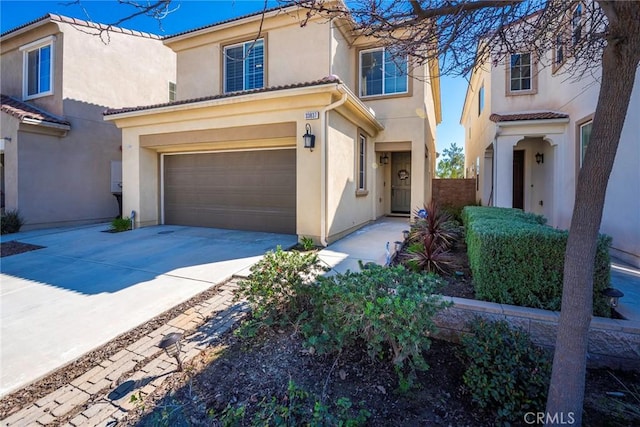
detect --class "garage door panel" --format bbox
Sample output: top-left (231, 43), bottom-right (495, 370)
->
top-left (164, 150), bottom-right (296, 234)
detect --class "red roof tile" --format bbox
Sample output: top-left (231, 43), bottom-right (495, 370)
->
top-left (1, 13), bottom-right (161, 39)
top-left (103, 76), bottom-right (343, 116)
top-left (1, 95), bottom-right (71, 127)
top-left (490, 112), bottom-right (569, 122)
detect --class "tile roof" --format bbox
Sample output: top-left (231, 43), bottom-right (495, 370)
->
top-left (1, 13), bottom-right (161, 39)
top-left (490, 112), bottom-right (570, 122)
top-left (164, 3), bottom-right (293, 40)
top-left (103, 76), bottom-right (343, 116)
top-left (1, 94), bottom-right (71, 127)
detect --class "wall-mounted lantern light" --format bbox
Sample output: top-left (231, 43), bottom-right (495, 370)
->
top-left (379, 153), bottom-right (389, 165)
top-left (535, 152), bottom-right (544, 164)
top-left (159, 332), bottom-right (183, 371)
top-left (303, 123), bottom-right (315, 151)
top-left (601, 287), bottom-right (624, 309)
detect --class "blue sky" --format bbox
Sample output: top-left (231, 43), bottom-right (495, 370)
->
top-left (1, 0), bottom-right (465, 154)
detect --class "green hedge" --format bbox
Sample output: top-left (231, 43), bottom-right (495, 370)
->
top-left (462, 206), bottom-right (611, 317)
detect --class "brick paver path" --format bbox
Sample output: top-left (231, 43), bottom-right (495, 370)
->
top-left (1, 279), bottom-right (248, 427)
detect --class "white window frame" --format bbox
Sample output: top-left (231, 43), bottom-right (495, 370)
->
top-left (579, 120), bottom-right (592, 167)
top-left (358, 133), bottom-right (367, 191)
top-left (20, 35), bottom-right (55, 100)
top-left (223, 39), bottom-right (265, 94)
top-left (168, 81), bottom-right (177, 102)
top-left (359, 47), bottom-right (408, 98)
top-left (506, 52), bottom-right (536, 95)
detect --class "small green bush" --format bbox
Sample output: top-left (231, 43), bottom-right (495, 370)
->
top-left (303, 265), bottom-right (450, 389)
top-left (110, 216), bottom-right (132, 232)
top-left (212, 380), bottom-right (370, 426)
top-left (1, 209), bottom-right (24, 234)
top-left (462, 206), bottom-right (611, 317)
top-left (234, 246), bottom-right (326, 330)
top-left (460, 317), bottom-right (552, 423)
top-left (300, 236), bottom-right (315, 251)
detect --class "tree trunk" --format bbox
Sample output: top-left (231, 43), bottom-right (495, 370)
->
top-left (545, 2), bottom-right (640, 425)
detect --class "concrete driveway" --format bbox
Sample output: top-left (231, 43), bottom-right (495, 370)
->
top-left (0, 224), bottom-right (296, 397)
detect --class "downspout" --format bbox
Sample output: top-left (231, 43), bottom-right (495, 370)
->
top-left (319, 89), bottom-right (348, 246)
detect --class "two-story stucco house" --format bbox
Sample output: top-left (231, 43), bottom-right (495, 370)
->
top-left (460, 9), bottom-right (640, 267)
top-left (0, 14), bottom-right (176, 229)
top-left (104, 4), bottom-right (441, 245)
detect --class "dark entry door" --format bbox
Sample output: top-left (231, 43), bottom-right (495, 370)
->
top-left (513, 150), bottom-right (525, 209)
top-left (391, 152), bottom-right (411, 213)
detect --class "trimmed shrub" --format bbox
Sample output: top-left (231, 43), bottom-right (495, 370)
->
top-left (303, 265), bottom-right (450, 389)
top-left (234, 246), bottom-right (326, 330)
top-left (462, 206), bottom-right (611, 317)
top-left (110, 216), bottom-right (132, 232)
top-left (460, 317), bottom-right (552, 423)
top-left (1, 209), bottom-right (24, 234)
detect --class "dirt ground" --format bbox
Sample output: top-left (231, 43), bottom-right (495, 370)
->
top-left (124, 242), bottom-right (639, 427)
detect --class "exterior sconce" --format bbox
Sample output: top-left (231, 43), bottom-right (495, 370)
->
top-left (601, 287), bottom-right (624, 308)
top-left (158, 332), bottom-right (183, 371)
top-left (302, 123), bottom-right (315, 151)
top-left (535, 152), bottom-right (544, 164)
top-left (380, 154), bottom-right (389, 165)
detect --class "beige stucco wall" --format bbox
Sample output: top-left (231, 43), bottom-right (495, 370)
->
top-left (326, 110), bottom-right (378, 239)
top-left (0, 19), bottom-right (175, 229)
top-left (461, 50), bottom-right (640, 266)
top-left (167, 10), bottom-right (332, 101)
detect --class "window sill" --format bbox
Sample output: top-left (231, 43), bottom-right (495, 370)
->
top-left (23, 91), bottom-right (54, 101)
top-left (505, 89), bottom-right (538, 97)
top-left (355, 189), bottom-right (369, 197)
top-left (359, 91), bottom-right (410, 101)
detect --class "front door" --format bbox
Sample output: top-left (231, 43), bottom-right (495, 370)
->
top-left (513, 150), bottom-right (525, 209)
top-left (391, 152), bottom-right (411, 213)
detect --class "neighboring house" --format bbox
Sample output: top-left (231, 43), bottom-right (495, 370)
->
top-left (104, 4), bottom-right (441, 244)
top-left (0, 14), bottom-right (175, 229)
top-left (460, 8), bottom-right (640, 267)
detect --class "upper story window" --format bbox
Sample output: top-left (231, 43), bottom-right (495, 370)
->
top-left (478, 84), bottom-right (484, 116)
top-left (579, 120), bottom-right (592, 167)
top-left (572, 3), bottom-right (583, 46)
top-left (506, 52), bottom-right (536, 95)
top-left (554, 33), bottom-right (565, 71)
top-left (224, 39), bottom-right (264, 93)
top-left (20, 36), bottom-right (55, 100)
top-left (169, 81), bottom-right (177, 101)
top-left (359, 47), bottom-right (408, 98)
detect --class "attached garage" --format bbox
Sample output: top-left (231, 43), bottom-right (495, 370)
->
top-left (163, 149), bottom-right (296, 234)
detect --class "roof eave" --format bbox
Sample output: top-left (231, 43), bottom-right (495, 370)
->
top-left (495, 117), bottom-right (570, 126)
top-left (104, 82), bottom-right (343, 121)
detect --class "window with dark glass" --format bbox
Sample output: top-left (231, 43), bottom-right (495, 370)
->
top-left (25, 43), bottom-right (52, 97)
top-left (359, 48), bottom-right (408, 97)
top-left (358, 134), bottom-right (366, 190)
top-left (224, 39), bottom-right (264, 93)
top-left (580, 121), bottom-right (592, 167)
top-left (509, 53), bottom-right (532, 92)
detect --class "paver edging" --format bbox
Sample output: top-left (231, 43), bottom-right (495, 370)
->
top-left (434, 296), bottom-right (640, 370)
